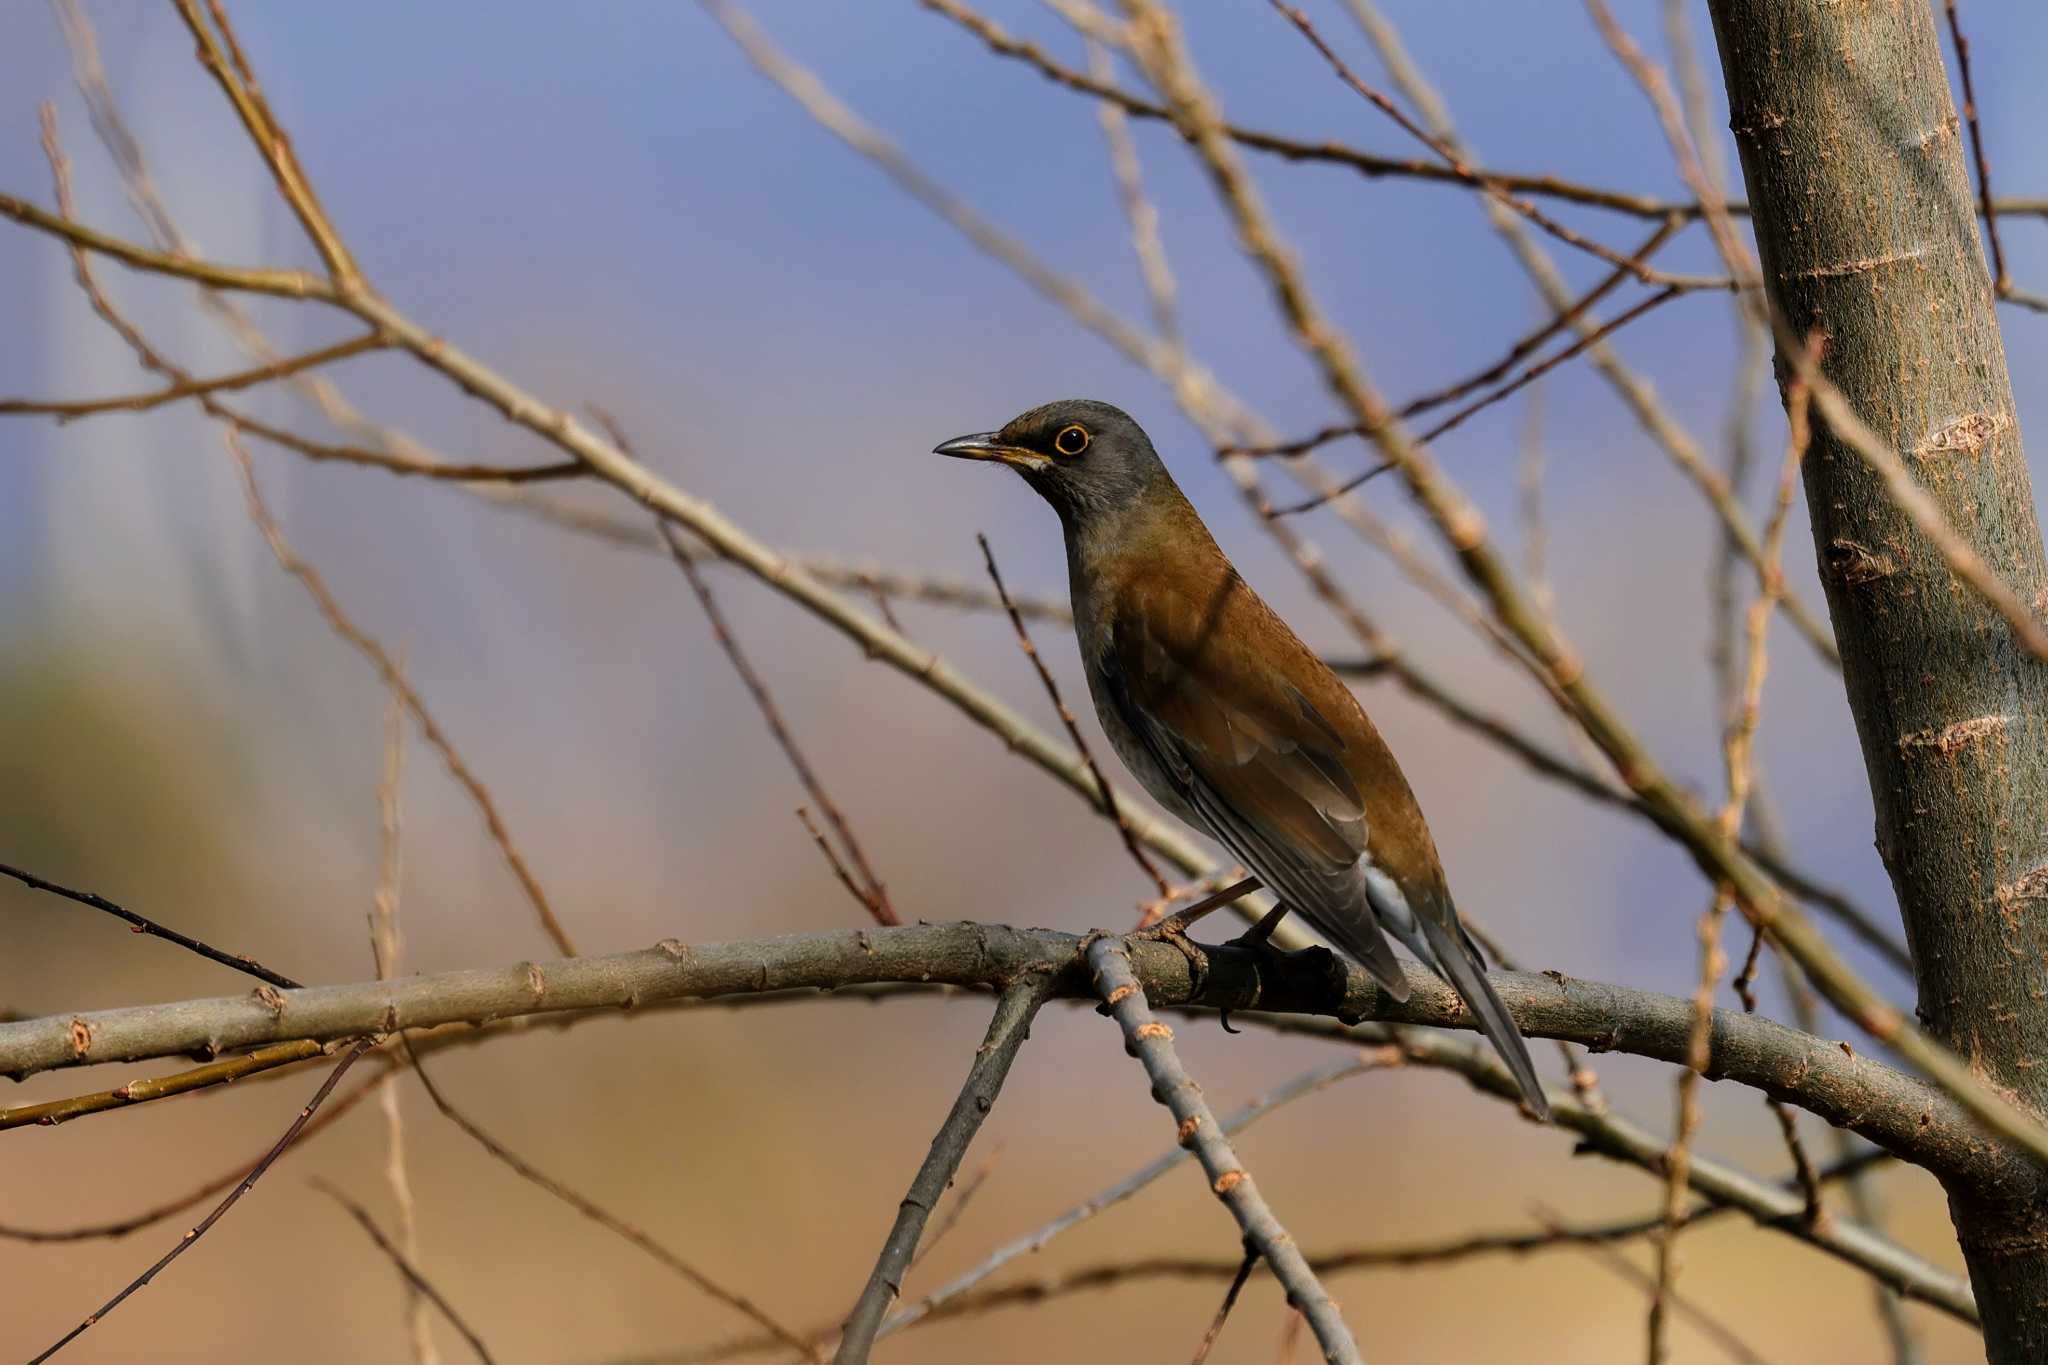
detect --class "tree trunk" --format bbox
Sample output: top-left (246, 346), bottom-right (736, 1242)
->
top-left (1707, 2), bottom-right (2048, 1357)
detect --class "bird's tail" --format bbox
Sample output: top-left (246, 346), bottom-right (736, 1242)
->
top-left (1415, 913), bottom-right (1551, 1122)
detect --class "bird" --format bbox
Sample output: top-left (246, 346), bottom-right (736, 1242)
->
top-left (935, 398), bottom-right (1549, 1120)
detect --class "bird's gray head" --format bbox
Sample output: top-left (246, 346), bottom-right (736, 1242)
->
top-left (933, 399), bottom-right (1169, 527)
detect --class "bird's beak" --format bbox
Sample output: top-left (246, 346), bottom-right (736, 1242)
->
top-left (933, 432), bottom-right (1050, 472)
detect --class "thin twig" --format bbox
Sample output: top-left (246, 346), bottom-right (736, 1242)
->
top-left (879, 1050), bottom-right (1381, 1339)
top-left (1230, 218), bottom-right (1677, 463)
top-left (980, 533), bottom-right (1169, 899)
top-left (369, 680), bottom-right (438, 1365)
top-left (656, 517), bottom-right (897, 925)
top-left (171, 0), bottom-right (363, 287)
top-left (1267, 0), bottom-right (1728, 290)
top-left (933, 0), bottom-right (1727, 287)
top-left (1651, 347), bottom-right (1810, 1362)
top-left (27, 1038), bottom-right (373, 1364)
top-left (1756, 927), bottom-right (1922, 1364)
top-left (0, 1066), bottom-right (392, 1243)
top-left (795, 808), bottom-right (884, 923)
top-left (1733, 928), bottom-right (1826, 1226)
top-left (835, 975), bottom-right (1055, 1363)
top-left (398, 1035), bottom-right (822, 1361)
top-left (1089, 35), bottom-right (1180, 350)
top-left (313, 1179), bottom-right (494, 1364)
top-left (653, 1085), bottom-right (1931, 1360)
top-left (1268, 286), bottom-right (1682, 516)
top-left (0, 332), bottom-right (381, 419)
top-left (0, 185), bottom-right (332, 297)
top-left (1340, 0), bottom-right (1840, 671)
top-left (1530, 1203), bottom-right (1776, 1365)
top-left (223, 427), bottom-right (579, 955)
top-left (0, 861), bottom-right (300, 989)
top-left (1275, 1310), bottom-right (1305, 1365)
top-left (1190, 1242), bottom-right (1260, 1365)
top-left (34, 104), bottom-right (576, 960)
top-left (1943, 0), bottom-right (2007, 292)
top-left (0, 1038), bottom-right (325, 1131)
top-left (1087, 935), bottom-right (1361, 1363)
top-left (227, 405), bottom-right (586, 483)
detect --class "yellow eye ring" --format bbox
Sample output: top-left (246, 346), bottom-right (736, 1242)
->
top-left (1054, 424), bottom-right (1090, 456)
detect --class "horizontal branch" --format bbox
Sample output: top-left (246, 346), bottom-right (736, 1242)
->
top-left (0, 923), bottom-right (2031, 1198)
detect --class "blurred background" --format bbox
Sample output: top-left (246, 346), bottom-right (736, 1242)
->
top-left (4, 2), bottom-right (2045, 1360)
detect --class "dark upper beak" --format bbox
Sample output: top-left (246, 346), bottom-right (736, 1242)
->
top-left (933, 432), bottom-right (1048, 471)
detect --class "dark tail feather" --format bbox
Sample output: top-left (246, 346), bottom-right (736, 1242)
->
top-left (1417, 914), bottom-right (1551, 1121)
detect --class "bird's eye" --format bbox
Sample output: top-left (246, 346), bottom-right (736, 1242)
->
top-left (1054, 424), bottom-right (1090, 456)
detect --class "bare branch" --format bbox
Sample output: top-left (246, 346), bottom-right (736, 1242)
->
top-left (1189, 1242), bottom-right (1259, 1365)
top-left (654, 514), bottom-right (897, 926)
top-left (27, 1038), bottom-right (373, 1364)
top-left (0, 185), bottom-right (332, 297)
top-left (881, 1049), bottom-right (1376, 1338)
top-left (835, 975), bottom-right (1054, 1362)
top-left (906, 1139), bottom-right (1002, 1275)
top-left (313, 1179), bottom-right (494, 1364)
top-left (227, 406), bottom-right (585, 483)
top-left (0, 331), bottom-right (381, 420)
top-left (1087, 935), bottom-right (1359, 1361)
top-left (367, 684), bottom-right (437, 1365)
top-left (34, 105), bottom-right (578, 960)
top-left (1942, 0), bottom-right (2007, 292)
top-left (1267, 286), bottom-right (1683, 516)
top-left (1341, 0), bottom-right (1841, 670)
top-left (980, 534), bottom-right (1170, 899)
top-left (0, 922), bottom-right (2023, 1199)
top-left (1265, 0), bottom-right (1728, 290)
top-left (0, 860), bottom-right (300, 989)
top-left (223, 429), bottom-right (579, 956)
top-left (170, 0), bottom-right (363, 288)
top-left (0, 1038), bottom-right (325, 1132)
top-left (399, 1035), bottom-right (822, 1361)
top-left (1529, 1204), bottom-right (1775, 1365)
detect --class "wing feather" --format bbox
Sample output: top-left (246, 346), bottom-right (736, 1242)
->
top-left (1104, 574), bottom-right (1409, 997)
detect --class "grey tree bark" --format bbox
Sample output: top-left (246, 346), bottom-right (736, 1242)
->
top-left (1707, 2), bottom-right (2048, 1358)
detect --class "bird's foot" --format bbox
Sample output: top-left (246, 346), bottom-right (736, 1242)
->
top-left (1206, 905), bottom-right (1303, 1034)
top-left (1135, 918), bottom-right (1211, 1000)
top-left (1222, 901), bottom-right (1292, 950)
top-left (1136, 875), bottom-right (1263, 942)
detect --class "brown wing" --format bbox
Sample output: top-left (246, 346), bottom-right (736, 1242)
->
top-left (1101, 555), bottom-right (1552, 1117)
top-left (1102, 568), bottom-right (1412, 997)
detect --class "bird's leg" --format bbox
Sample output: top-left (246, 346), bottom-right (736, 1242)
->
top-left (1224, 902), bottom-right (1292, 948)
top-left (1139, 875), bottom-right (1263, 940)
top-left (1134, 876), bottom-right (1264, 1001)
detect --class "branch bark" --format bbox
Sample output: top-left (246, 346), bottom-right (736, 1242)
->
top-left (834, 975), bottom-right (1051, 1361)
top-left (1, 923), bottom-right (2033, 1200)
top-left (1087, 937), bottom-right (1360, 1361)
top-left (1706, 3), bottom-right (2048, 1358)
